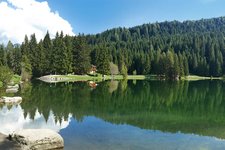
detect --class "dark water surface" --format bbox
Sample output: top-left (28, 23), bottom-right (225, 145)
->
top-left (1, 80), bottom-right (225, 150)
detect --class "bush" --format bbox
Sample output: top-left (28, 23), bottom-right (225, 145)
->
top-left (133, 70), bottom-right (137, 75)
top-left (0, 66), bottom-right (13, 86)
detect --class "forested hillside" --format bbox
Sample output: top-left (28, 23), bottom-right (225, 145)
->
top-left (87, 17), bottom-right (225, 77)
top-left (1, 17), bottom-right (225, 80)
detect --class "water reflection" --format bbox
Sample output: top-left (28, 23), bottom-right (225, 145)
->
top-left (16, 80), bottom-right (225, 139)
top-left (60, 116), bottom-right (225, 150)
top-left (1, 80), bottom-right (225, 149)
top-left (0, 105), bottom-right (70, 135)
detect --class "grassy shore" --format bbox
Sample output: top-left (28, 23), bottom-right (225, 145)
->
top-left (181, 75), bottom-right (222, 81)
top-left (39, 74), bottom-right (224, 83)
top-left (39, 74), bottom-right (159, 83)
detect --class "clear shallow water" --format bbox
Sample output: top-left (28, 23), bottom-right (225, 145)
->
top-left (1, 80), bottom-right (225, 150)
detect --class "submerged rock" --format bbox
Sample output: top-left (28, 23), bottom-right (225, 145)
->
top-left (10, 129), bottom-right (64, 150)
top-left (0, 97), bottom-right (22, 104)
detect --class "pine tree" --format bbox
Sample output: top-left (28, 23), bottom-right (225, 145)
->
top-left (21, 55), bottom-right (32, 81)
top-left (6, 41), bottom-right (15, 71)
top-left (72, 36), bottom-right (91, 75)
top-left (121, 63), bottom-right (128, 78)
top-left (64, 35), bottom-right (73, 74)
top-left (29, 34), bottom-right (38, 76)
top-left (52, 31), bottom-right (68, 74)
top-left (96, 44), bottom-right (110, 75)
top-left (21, 35), bottom-right (29, 56)
top-left (183, 54), bottom-right (189, 76)
top-left (35, 40), bottom-right (45, 76)
top-left (13, 46), bottom-right (22, 74)
top-left (143, 54), bottom-right (151, 75)
top-left (43, 31), bottom-right (52, 74)
top-left (165, 50), bottom-right (174, 79)
top-left (178, 52), bottom-right (184, 77)
top-left (173, 54), bottom-right (180, 79)
top-left (118, 50), bottom-right (124, 73)
top-left (0, 45), bottom-right (6, 66)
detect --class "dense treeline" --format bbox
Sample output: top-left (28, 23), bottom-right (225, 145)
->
top-left (0, 32), bottom-right (91, 79)
top-left (1, 17), bottom-right (225, 79)
top-left (87, 17), bottom-right (225, 77)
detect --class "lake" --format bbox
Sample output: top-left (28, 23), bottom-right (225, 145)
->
top-left (1, 80), bottom-right (225, 150)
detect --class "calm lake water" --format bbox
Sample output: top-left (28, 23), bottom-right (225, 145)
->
top-left (1, 80), bottom-right (225, 150)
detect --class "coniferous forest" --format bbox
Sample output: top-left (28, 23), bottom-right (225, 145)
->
top-left (1, 17), bottom-right (225, 79)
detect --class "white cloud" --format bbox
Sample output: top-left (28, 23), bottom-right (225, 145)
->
top-left (0, 0), bottom-right (74, 44)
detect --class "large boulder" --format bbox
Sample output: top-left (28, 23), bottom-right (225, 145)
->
top-left (0, 97), bottom-right (22, 104)
top-left (10, 129), bottom-right (64, 150)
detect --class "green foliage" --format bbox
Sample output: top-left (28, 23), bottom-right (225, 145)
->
top-left (52, 32), bottom-right (68, 74)
top-left (6, 41), bottom-right (22, 74)
top-left (3, 17), bottom-right (225, 78)
top-left (43, 31), bottom-right (53, 74)
top-left (121, 63), bottom-right (128, 78)
top-left (21, 55), bottom-right (32, 81)
top-left (86, 17), bottom-right (225, 77)
top-left (12, 74), bottom-right (21, 84)
top-left (0, 66), bottom-right (13, 86)
top-left (72, 36), bottom-right (91, 75)
top-left (0, 44), bottom-right (6, 66)
top-left (95, 45), bottom-right (110, 75)
top-left (109, 62), bottom-right (119, 75)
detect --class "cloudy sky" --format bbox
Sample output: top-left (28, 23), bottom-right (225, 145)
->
top-left (0, 0), bottom-right (225, 44)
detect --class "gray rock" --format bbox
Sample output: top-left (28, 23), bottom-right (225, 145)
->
top-left (6, 84), bottom-right (19, 93)
top-left (0, 97), bottom-right (22, 104)
top-left (10, 129), bottom-right (64, 150)
top-left (6, 88), bottom-right (19, 93)
top-left (7, 84), bottom-right (19, 89)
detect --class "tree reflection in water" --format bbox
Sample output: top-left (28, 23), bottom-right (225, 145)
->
top-left (2, 80), bottom-right (225, 139)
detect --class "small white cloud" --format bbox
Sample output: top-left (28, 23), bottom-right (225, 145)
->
top-left (0, 0), bottom-right (74, 44)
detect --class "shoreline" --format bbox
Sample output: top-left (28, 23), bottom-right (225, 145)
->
top-left (38, 74), bottom-right (223, 83)
top-left (38, 74), bottom-right (154, 83)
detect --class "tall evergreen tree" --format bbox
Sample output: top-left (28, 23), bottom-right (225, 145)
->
top-left (0, 45), bottom-right (6, 66)
top-left (72, 35), bottom-right (91, 75)
top-left (21, 55), bottom-right (32, 81)
top-left (52, 31), bottom-right (68, 74)
top-left (43, 31), bottom-right (52, 74)
top-left (96, 44), bottom-right (110, 75)
top-left (64, 35), bottom-right (73, 74)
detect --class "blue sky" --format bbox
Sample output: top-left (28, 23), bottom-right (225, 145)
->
top-left (38, 0), bottom-right (225, 34)
top-left (1, 0), bottom-right (225, 43)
